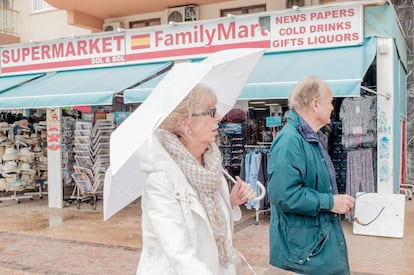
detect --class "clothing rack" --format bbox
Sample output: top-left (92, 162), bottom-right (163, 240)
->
top-left (360, 85), bottom-right (390, 100)
top-left (242, 146), bottom-right (271, 224)
top-left (244, 143), bottom-right (271, 149)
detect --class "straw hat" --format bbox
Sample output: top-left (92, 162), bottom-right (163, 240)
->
top-left (21, 173), bottom-right (33, 185)
top-left (19, 147), bottom-right (34, 156)
top-left (38, 156), bottom-right (48, 170)
top-left (2, 160), bottom-right (19, 174)
top-left (0, 146), bottom-right (5, 159)
top-left (0, 122), bottom-right (9, 132)
top-left (2, 147), bottom-right (18, 161)
top-left (30, 133), bottom-right (39, 143)
top-left (18, 147), bottom-right (35, 161)
top-left (0, 133), bottom-right (7, 143)
top-left (0, 133), bottom-right (12, 146)
top-left (6, 177), bottom-right (24, 191)
top-left (0, 178), bottom-right (6, 191)
top-left (18, 119), bottom-right (29, 128)
top-left (20, 162), bottom-right (35, 175)
top-left (38, 121), bottom-right (47, 129)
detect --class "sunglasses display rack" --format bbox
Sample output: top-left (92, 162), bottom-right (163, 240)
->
top-left (217, 123), bottom-right (245, 181)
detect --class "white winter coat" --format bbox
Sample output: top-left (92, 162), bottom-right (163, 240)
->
top-left (136, 133), bottom-right (241, 275)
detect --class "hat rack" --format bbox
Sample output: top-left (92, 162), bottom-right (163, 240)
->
top-left (0, 114), bottom-right (49, 203)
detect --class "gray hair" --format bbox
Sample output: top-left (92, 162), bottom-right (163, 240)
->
top-left (159, 84), bottom-right (217, 144)
top-left (288, 76), bottom-right (326, 112)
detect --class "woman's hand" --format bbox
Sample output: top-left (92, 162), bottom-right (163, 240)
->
top-left (230, 176), bottom-right (256, 208)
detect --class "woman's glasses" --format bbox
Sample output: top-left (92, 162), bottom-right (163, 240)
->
top-left (192, 107), bottom-right (217, 118)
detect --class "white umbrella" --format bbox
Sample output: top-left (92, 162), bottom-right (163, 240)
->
top-left (104, 48), bottom-right (265, 221)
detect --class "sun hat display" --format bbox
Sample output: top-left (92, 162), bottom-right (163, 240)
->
top-left (2, 147), bottom-right (18, 161)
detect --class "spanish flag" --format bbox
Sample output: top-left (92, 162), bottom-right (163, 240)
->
top-left (131, 34), bottom-right (151, 50)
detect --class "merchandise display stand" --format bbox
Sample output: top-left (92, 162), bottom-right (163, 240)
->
top-left (244, 144), bottom-right (271, 225)
top-left (69, 121), bottom-right (93, 207)
top-left (91, 119), bottom-right (113, 191)
top-left (71, 168), bottom-right (101, 210)
top-left (218, 123), bottom-right (244, 176)
top-left (0, 117), bottom-right (49, 203)
top-left (0, 179), bottom-right (33, 203)
top-left (24, 179), bottom-right (48, 199)
top-left (67, 119), bottom-right (113, 209)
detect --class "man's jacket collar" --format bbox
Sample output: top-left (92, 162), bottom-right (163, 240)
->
top-left (288, 111), bottom-right (319, 143)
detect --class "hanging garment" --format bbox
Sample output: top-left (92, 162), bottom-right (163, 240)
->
top-left (345, 148), bottom-right (376, 221)
top-left (339, 96), bottom-right (377, 150)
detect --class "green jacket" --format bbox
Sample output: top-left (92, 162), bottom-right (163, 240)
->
top-left (267, 111), bottom-right (350, 275)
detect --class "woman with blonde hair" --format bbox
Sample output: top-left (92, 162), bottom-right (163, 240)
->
top-left (136, 84), bottom-right (256, 275)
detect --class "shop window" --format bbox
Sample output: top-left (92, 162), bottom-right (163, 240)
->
top-left (286, 0), bottom-right (305, 8)
top-left (0, 0), bottom-right (13, 9)
top-left (220, 4), bottom-right (266, 17)
top-left (129, 18), bottom-right (161, 29)
top-left (31, 0), bottom-right (55, 13)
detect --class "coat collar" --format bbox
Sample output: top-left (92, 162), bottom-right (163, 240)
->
top-left (288, 111), bottom-right (319, 143)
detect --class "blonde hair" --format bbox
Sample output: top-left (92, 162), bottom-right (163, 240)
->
top-left (288, 76), bottom-right (325, 112)
top-left (159, 84), bottom-right (217, 144)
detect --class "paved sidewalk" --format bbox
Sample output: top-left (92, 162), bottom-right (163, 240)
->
top-left (0, 195), bottom-right (413, 274)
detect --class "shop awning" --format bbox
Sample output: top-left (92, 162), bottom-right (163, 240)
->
top-left (123, 38), bottom-right (377, 103)
top-left (0, 62), bottom-right (172, 109)
top-left (240, 37), bottom-right (377, 99)
top-left (0, 73), bottom-right (44, 92)
top-left (123, 72), bottom-right (167, 104)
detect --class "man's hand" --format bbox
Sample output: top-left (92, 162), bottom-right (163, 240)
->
top-left (331, 194), bottom-right (355, 214)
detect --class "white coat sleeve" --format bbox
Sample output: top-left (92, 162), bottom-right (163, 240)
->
top-left (143, 171), bottom-right (214, 275)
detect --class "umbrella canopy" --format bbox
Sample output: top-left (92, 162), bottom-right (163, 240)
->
top-left (104, 48), bottom-right (265, 220)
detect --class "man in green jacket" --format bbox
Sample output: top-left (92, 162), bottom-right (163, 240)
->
top-left (267, 76), bottom-right (355, 275)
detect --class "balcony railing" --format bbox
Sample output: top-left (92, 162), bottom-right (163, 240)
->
top-left (0, 7), bottom-right (19, 36)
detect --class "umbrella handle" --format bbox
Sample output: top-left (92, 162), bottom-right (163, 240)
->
top-left (252, 181), bottom-right (266, 202)
top-left (222, 169), bottom-right (266, 202)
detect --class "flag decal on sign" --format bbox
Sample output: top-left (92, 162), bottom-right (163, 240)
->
top-left (131, 34), bottom-right (151, 50)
